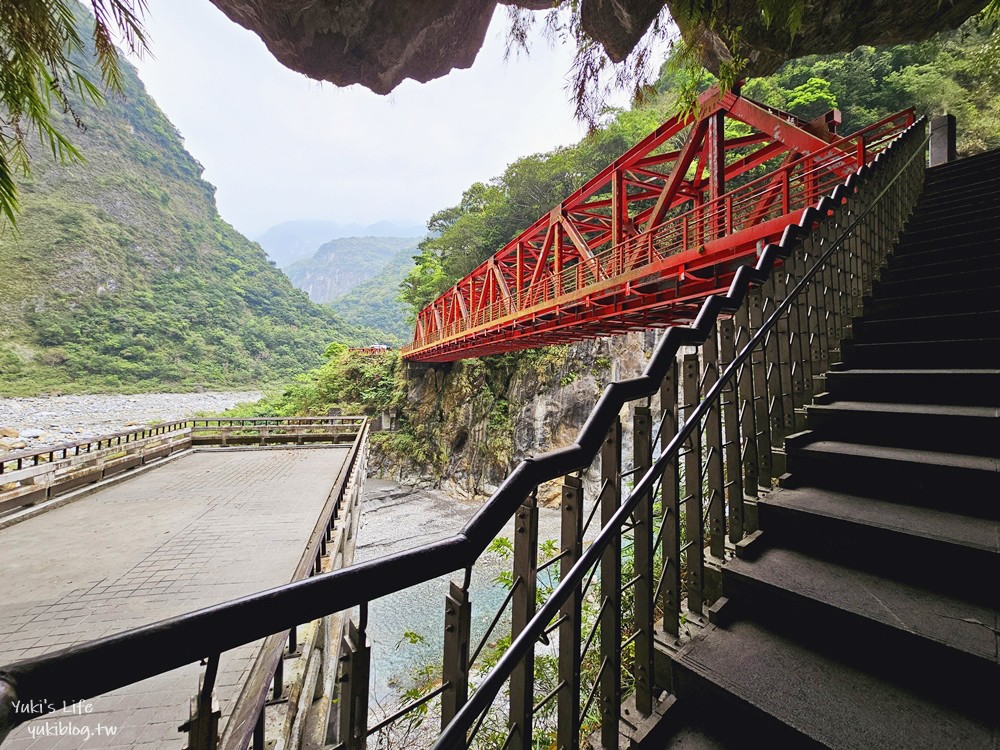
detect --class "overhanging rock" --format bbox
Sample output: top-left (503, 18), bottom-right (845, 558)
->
top-left (205, 0), bottom-right (991, 91)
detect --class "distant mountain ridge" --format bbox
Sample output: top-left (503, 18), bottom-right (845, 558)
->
top-left (284, 236), bottom-right (418, 304)
top-left (329, 244), bottom-right (417, 344)
top-left (257, 219), bottom-right (425, 268)
top-left (0, 12), bottom-right (370, 396)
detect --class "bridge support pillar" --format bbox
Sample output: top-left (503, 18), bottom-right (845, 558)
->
top-left (930, 115), bottom-right (956, 167)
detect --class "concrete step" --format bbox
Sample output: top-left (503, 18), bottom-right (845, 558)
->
top-left (783, 437), bottom-right (1000, 513)
top-left (757, 486), bottom-right (1000, 606)
top-left (916, 184), bottom-right (1000, 208)
top-left (912, 194), bottom-right (1000, 222)
top-left (864, 286), bottom-right (1000, 319)
top-left (904, 197), bottom-right (1000, 223)
top-left (926, 150), bottom-right (1000, 180)
top-left (917, 178), bottom-right (1000, 203)
top-left (851, 310), bottom-right (1000, 343)
top-left (901, 215), bottom-right (1000, 239)
top-left (873, 267), bottom-right (1000, 298)
top-left (804, 400), bottom-right (999, 454)
top-left (723, 546), bottom-right (999, 710)
top-left (840, 338), bottom-right (1000, 369)
top-left (880, 254), bottom-right (1000, 283)
top-left (670, 619), bottom-right (997, 750)
top-left (822, 369), bottom-right (1000, 406)
top-left (901, 230), bottom-right (999, 255)
top-left (886, 243), bottom-right (999, 271)
top-left (898, 220), bottom-right (1000, 247)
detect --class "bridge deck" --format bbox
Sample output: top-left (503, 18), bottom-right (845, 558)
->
top-left (0, 446), bottom-right (351, 749)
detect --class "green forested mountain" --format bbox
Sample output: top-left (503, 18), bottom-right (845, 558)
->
top-left (284, 236), bottom-right (419, 304)
top-left (401, 15), bottom-right (1000, 317)
top-left (0, 29), bottom-right (370, 396)
top-left (329, 243), bottom-right (418, 344)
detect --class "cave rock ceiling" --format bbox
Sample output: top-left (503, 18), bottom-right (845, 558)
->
top-left (206, 0), bottom-right (991, 93)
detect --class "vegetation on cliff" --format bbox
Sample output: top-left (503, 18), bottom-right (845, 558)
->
top-left (0, 0), bottom-right (148, 224)
top-left (328, 243), bottom-right (418, 344)
top-left (0, 24), bottom-right (372, 396)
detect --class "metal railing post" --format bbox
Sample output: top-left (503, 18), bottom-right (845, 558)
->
top-left (180, 655), bottom-right (220, 750)
top-left (658, 360), bottom-right (681, 636)
top-left (632, 406), bottom-right (654, 716)
top-left (718, 319), bottom-right (745, 543)
top-left (758, 277), bottom-right (788, 462)
top-left (509, 492), bottom-right (538, 747)
top-left (599, 419), bottom-right (622, 750)
top-left (682, 353), bottom-right (705, 615)
top-left (441, 582), bottom-right (471, 736)
top-left (733, 305), bottom-right (760, 508)
top-left (338, 617), bottom-right (370, 750)
top-left (556, 475), bottom-right (583, 750)
top-left (747, 289), bottom-right (774, 487)
top-left (701, 328), bottom-right (726, 558)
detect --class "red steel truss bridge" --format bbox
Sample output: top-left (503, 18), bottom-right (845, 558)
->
top-left (402, 86), bottom-right (914, 362)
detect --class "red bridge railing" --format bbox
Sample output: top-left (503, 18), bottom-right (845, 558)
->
top-left (403, 90), bottom-right (913, 362)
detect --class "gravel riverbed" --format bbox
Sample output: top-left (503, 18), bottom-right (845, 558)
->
top-left (0, 391), bottom-right (263, 451)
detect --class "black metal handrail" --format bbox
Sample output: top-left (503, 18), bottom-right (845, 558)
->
top-left (434, 121), bottom-right (931, 749)
top-left (0, 121), bottom-right (925, 745)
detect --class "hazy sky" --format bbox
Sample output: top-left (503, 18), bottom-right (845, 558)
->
top-left (127, 2), bottom-right (597, 239)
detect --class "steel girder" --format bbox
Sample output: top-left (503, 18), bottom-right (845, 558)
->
top-left (404, 86), bottom-right (914, 362)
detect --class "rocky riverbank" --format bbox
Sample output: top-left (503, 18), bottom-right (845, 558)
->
top-left (0, 391), bottom-right (263, 452)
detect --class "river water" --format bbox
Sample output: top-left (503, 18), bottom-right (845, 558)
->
top-left (355, 480), bottom-right (573, 710)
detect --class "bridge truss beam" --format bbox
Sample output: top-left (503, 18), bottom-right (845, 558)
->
top-left (403, 87), bottom-right (914, 362)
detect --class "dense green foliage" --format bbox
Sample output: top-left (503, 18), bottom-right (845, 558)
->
top-left (736, 20), bottom-right (1000, 152)
top-left (0, 34), bottom-right (370, 396)
top-left (0, 0), bottom-right (148, 224)
top-left (328, 243), bottom-right (417, 344)
top-left (402, 17), bottom-right (1000, 317)
top-left (224, 344), bottom-right (404, 418)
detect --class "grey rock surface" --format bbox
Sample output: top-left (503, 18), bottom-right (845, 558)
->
top-left (0, 391), bottom-right (262, 451)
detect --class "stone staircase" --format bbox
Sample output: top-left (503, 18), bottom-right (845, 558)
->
top-left (658, 150), bottom-right (1000, 748)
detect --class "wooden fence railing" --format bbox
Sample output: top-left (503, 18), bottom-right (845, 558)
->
top-left (0, 417), bottom-right (365, 517)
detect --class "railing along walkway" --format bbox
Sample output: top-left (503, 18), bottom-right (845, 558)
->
top-left (0, 417), bottom-right (364, 518)
top-left (0, 419), bottom-right (367, 750)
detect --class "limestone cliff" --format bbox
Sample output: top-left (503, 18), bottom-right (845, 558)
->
top-left (370, 331), bottom-right (658, 502)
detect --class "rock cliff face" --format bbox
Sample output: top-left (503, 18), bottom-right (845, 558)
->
top-left (370, 331), bottom-right (659, 502)
top-left (206, 0), bottom-right (989, 90)
top-left (283, 236), bottom-right (417, 304)
top-left (668, 0), bottom-right (992, 77)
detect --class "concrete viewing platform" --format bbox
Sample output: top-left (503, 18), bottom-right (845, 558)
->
top-left (0, 445), bottom-right (352, 749)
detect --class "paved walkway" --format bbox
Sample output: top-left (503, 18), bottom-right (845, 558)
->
top-left (0, 447), bottom-right (350, 749)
